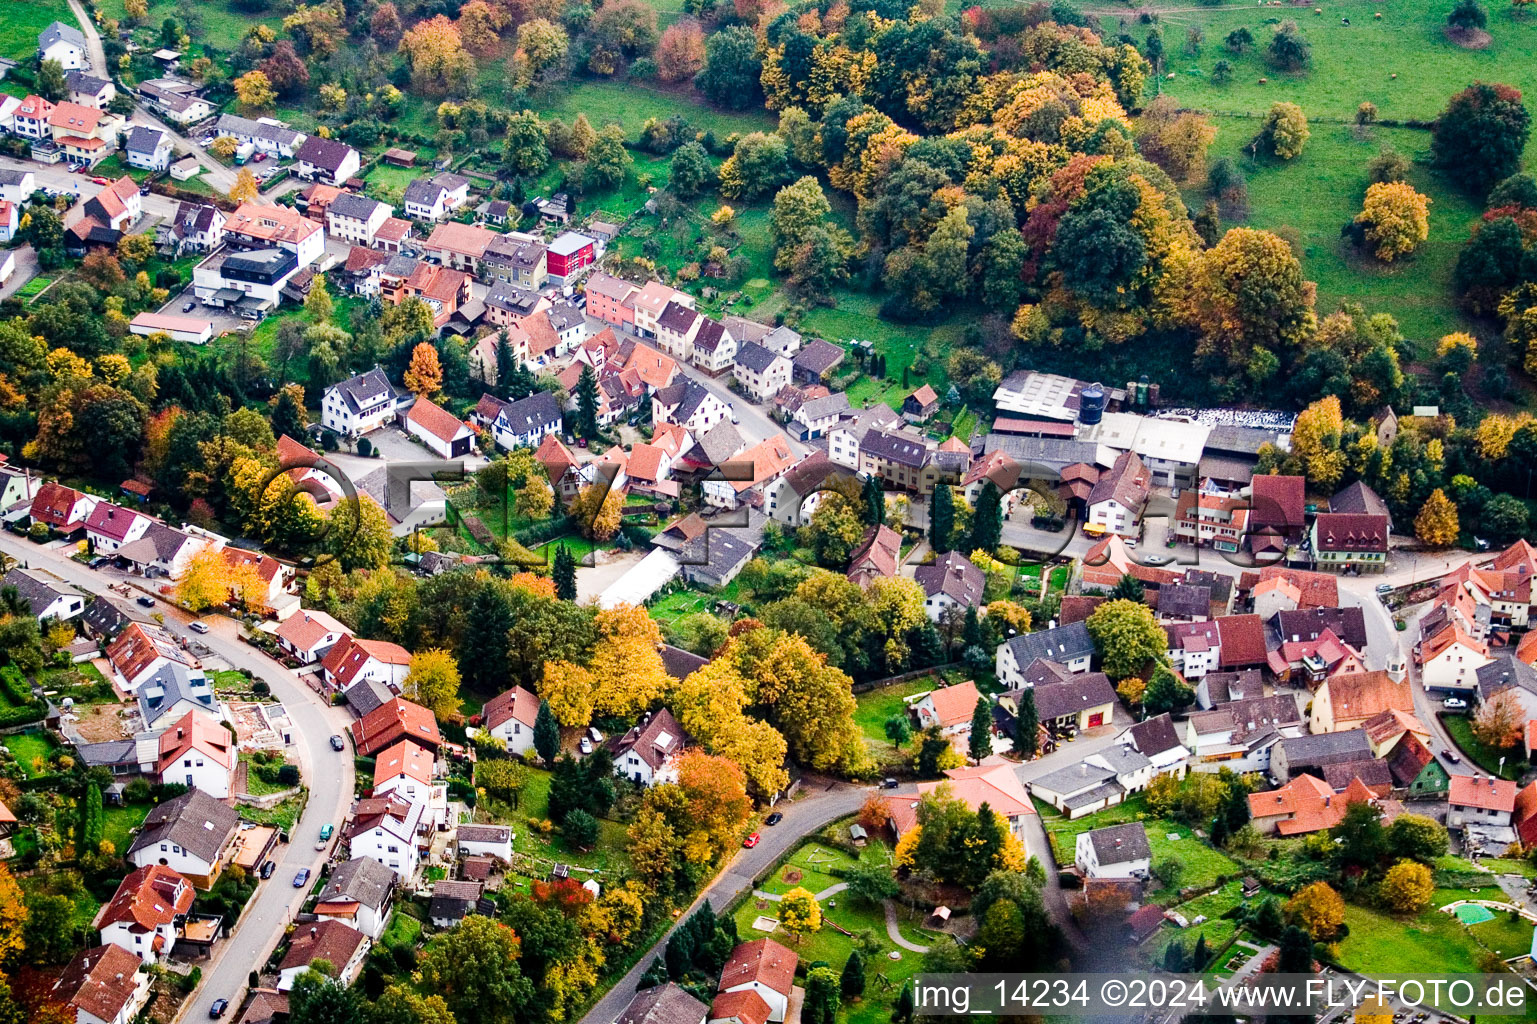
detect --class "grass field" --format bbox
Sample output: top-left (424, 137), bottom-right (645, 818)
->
top-left (537, 79), bottom-right (775, 140)
top-left (852, 678), bottom-right (934, 748)
top-left (1037, 795), bottom-right (1241, 894)
top-left (96, 0), bottom-right (281, 52)
top-left (478, 764), bottom-right (633, 878)
top-left (1, 0), bottom-right (71, 62)
top-left (2, 729), bottom-right (59, 777)
top-left (1440, 712), bottom-right (1523, 778)
top-left (101, 802), bottom-right (151, 854)
top-left (648, 580), bottom-right (743, 623)
top-left (1335, 887), bottom-right (1510, 974)
top-left (380, 910), bottom-right (422, 949)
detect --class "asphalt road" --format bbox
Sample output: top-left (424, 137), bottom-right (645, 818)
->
top-left (0, 531), bottom-right (356, 1022)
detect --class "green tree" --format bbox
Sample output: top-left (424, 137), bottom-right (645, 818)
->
top-left (504, 111), bottom-right (551, 177)
top-left (1142, 664), bottom-right (1195, 716)
top-left (271, 389), bottom-right (307, 443)
top-left (1332, 800), bottom-right (1388, 868)
top-left (36, 59), bottom-right (67, 101)
top-left (1109, 574), bottom-right (1145, 602)
top-left (575, 364), bottom-right (600, 439)
top-left (844, 862), bottom-right (899, 905)
top-left (930, 484), bottom-right (955, 552)
top-left (669, 141), bottom-right (716, 198)
top-left (884, 715), bottom-right (912, 749)
top-left (1448, 0), bottom-right (1488, 30)
top-left (863, 475), bottom-right (886, 526)
top-left (804, 966), bottom-right (841, 1024)
top-left (1266, 20), bottom-right (1310, 70)
top-left (460, 585), bottom-right (513, 694)
top-left (290, 968), bottom-right (365, 1024)
top-left (970, 482), bottom-right (1003, 552)
top-left (533, 700), bottom-right (561, 764)
top-left (416, 917), bottom-right (534, 1024)
top-left (695, 25), bottom-right (762, 109)
top-left (1387, 814), bottom-right (1449, 862)
top-left (585, 125), bottom-right (633, 191)
top-left (564, 808), bottom-right (599, 848)
top-left (841, 950), bottom-right (866, 999)
top-left (1086, 599), bottom-right (1169, 679)
top-left (968, 697), bottom-right (992, 763)
top-left (1013, 688), bottom-right (1038, 758)
top-left (1432, 82), bottom-right (1532, 195)
top-left (553, 546), bottom-right (578, 601)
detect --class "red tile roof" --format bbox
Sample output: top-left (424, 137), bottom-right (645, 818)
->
top-left (720, 939), bottom-right (797, 998)
top-left (55, 945), bottom-right (144, 1022)
top-left (349, 695), bottom-right (441, 756)
top-left (1215, 614), bottom-right (1267, 668)
top-left (711, 989), bottom-right (773, 1024)
top-left (85, 501), bottom-right (142, 541)
top-left (325, 635), bottom-right (412, 691)
top-left (1449, 774), bottom-right (1517, 813)
top-left (156, 710), bottom-right (235, 775)
top-left (1322, 670), bottom-right (1413, 726)
top-left (96, 864), bottom-right (193, 931)
top-left (31, 480), bottom-right (88, 528)
top-left (280, 920), bottom-right (367, 974)
top-left (373, 739), bottom-right (435, 789)
top-left (407, 396), bottom-right (471, 445)
top-left (1247, 773), bottom-right (1374, 835)
top-left (482, 685), bottom-right (540, 732)
top-left (921, 680), bottom-right (982, 728)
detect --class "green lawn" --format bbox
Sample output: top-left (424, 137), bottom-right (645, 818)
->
top-left (1440, 713), bottom-right (1523, 779)
top-left (96, 0), bottom-right (281, 52)
top-left (380, 910), bottom-right (423, 949)
top-left (14, 274), bottom-right (54, 303)
top-left (852, 678), bottom-right (934, 747)
top-left (477, 764), bottom-right (633, 877)
top-left (1144, 879), bottom-right (1255, 968)
top-left (1037, 795), bottom-right (1241, 895)
top-left (1335, 888), bottom-right (1512, 975)
top-left (239, 794), bottom-right (305, 833)
top-left (101, 802), bottom-right (151, 855)
top-left (0, 0), bottom-right (71, 62)
top-left (241, 753), bottom-right (295, 797)
top-left (1469, 910), bottom-right (1535, 960)
top-left (648, 580), bottom-right (743, 623)
top-left (756, 842), bottom-right (859, 897)
top-left (798, 292), bottom-right (958, 412)
top-left (362, 162), bottom-right (426, 206)
top-left (536, 79), bottom-right (775, 140)
top-left (2, 729), bottom-right (59, 777)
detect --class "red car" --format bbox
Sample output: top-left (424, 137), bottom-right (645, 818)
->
top-left (91, 177), bottom-right (110, 186)
top-left (742, 832), bottom-right (761, 848)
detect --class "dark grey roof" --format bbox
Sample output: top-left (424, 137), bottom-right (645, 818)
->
top-left (403, 173), bottom-right (465, 206)
top-left (1030, 760), bottom-right (1117, 799)
top-left (319, 856), bottom-right (396, 911)
top-left (142, 522), bottom-right (195, 561)
top-left (693, 317), bottom-right (729, 353)
top-left (1031, 672), bottom-right (1117, 721)
top-left (793, 339), bottom-right (845, 375)
top-left (1201, 668), bottom-right (1262, 705)
top-left (861, 428), bottom-right (929, 469)
top-left (1005, 621), bottom-right (1095, 670)
top-left (687, 421), bottom-right (745, 466)
top-left (1203, 424), bottom-right (1278, 457)
top-left (1321, 757), bottom-right (1393, 792)
top-left (609, 707), bottom-right (691, 771)
top-left (547, 301), bottom-right (583, 333)
top-left (616, 983), bottom-right (709, 1024)
top-left (457, 824), bottom-right (511, 843)
top-left (65, 70), bottom-right (111, 94)
top-left (0, 170), bottom-right (31, 187)
top-left (657, 300), bottom-right (700, 335)
top-left (1330, 481), bottom-right (1392, 525)
top-left (40, 21), bottom-right (86, 50)
top-left (215, 113), bottom-right (304, 148)
top-left (137, 663), bottom-right (217, 728)
top-left (734, 340), bottom-right (782, 374)
top-left (1157, 583), bottom-right (1210, 619)
top-left (1086, 822), bottom-right (1151, 865)
top-left (798, 393), bottom-right (850, 420)
top-left (983, 433), bottom-right (1108, 471)
top-left (657, 379), bottom-right (716, 425)
top-left (344, 678), bottom-right (394, 718)
top-left (496, 391), bottom-right (561, 435)
top-left (660, 645), bottom-right (708, 680)
top-left (223, 249), bottom-right (295, 276)
top-left (1089, 743), bottom-right (1150, 776)
top-left (331, 368), bottom-right (396, 415)
top-left (128, 788), bottom-right (239, 863)
top-left (1182, 569), bottom-right (1233, 606)
top-left (171, 201), bottom-right (220, 237)
top-left (1278, 729), bottom-right (1372, 768)
top-left (328, 192), bottom-right (386, 221)
top-left (76, 739), bottom-right (137, 769)
top-left (1273, 607), bottom-right (1368, 649)
top-left (681, 528), bottom-right (757, 584)
top-left (1020, 658), bottom-right (1074, 687)
top-left (913, 551), bottom-right (985, 607)
top-left (1477, 654), bottom-right (1537, 703)
top-left (81, 596), bottom-right (129, 638)
top-left (2, 568), bottom-right (74, 617)
top-left (485, 282), bottom-right (542, 315)
top-left (1126, 713), bottom-right (1183, 758)
top-left (125, 126), bottom-right (166, 156)
top-left (295, 136), bottom-right (356, 173)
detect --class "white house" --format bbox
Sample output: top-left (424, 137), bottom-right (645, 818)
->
top-left (456, 823), bottom-right (514, 861)
top-left (115, 523), bottom-right (210, 581)
top-left (482, 685), bottom-right (541, 757)
top-left (65, 71), bottom-right (115, 109)
top-left (155, 710), bottom-right (236, 798)
top-left (322, 368), bottom-right (401, 437)
top-left (490, 392), bottom-right (563, 451)
top-left (323, 636), bottom-right (413, 693)
top-left (294, 136), bottom-right (361, 187)
top-left (223, 202), bottom-right (325, 270)
top-left (326, 192), bottom-right (392, 247)
top-left (732, 342), bottom-right (791, 403)
top-left (278, 921), bottom-right (369, 991)
top-left (39, 22), bottom-right (88, 70)
top-left (124, 126), bottom-right (173, 172)
top-left (128, 312), bottom-right (213, 344)
top-left (344, 795), bottom-right (425, 880)
top-left (54, 945), bottom-right (151, 1024)
top-left (125, 789), bottom-right (239, 888)
top-left (94, 864), bottom-right (193, 964)
top-left (405, 396), bottom-right (476, 458)
top-left (0, 461), bottom-right (39, 510)
top-left (85, 502), bottom-right (151, 554)
top-left (0, 169), bottom-right (36, 204)
top-left (314, 857), bottom-right (397, 940)
top-left (718, 940), bottom-right (797, 1024)
top-left (1, 567), bottom-right (85, 622)
top-left (1419, 623), bottom-right (1493, 693)
top-left (1084, 450), bottom-right (1150, 539)
top-left (274, 609), bottom-right (351, 664)
top-left (1074, 822), bottom-right (1151, 879)
top-left (609, 707), bottom-right (690, 787)
top-left (106, 622), bottom-right (204, 693)
top-left (996, 622), bottom-right (1096, 685)
top-left (912, 680), bottom-right (982, 740)
top-left (371, 739), bottom-right (437, 805)
top-left (913, 551), bottom-right (986, 623)
top-left (402, 173), bottom-right (470, 222)
top-left (652, 379), bottom-right (731, 436)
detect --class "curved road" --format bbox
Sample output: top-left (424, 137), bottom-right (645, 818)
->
top-left (0, 531), bottom-right (356, 1021)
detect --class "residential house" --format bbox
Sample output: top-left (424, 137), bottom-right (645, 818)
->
top-left (349, 696), bottom-right (441, 757)
top-left (325, 639), bottom-right (414, 699)
top-left (423, 222), bottom-right (498, 274)
top-left (95, 864), bottom-right (194, 964)
top-left (1075, 822), bottom-right (1151, 879)
top-left (762, 451), bottom-right (840, 527)
top-left (314, 857), bottom-right (396, 940)
top-left (846, 523), bottom-right (902, 587)
top-left (1270, 729), bottom-right (1373, 782)
top-left (609, 707), bottom-right (691, 787)
top-left (1331, 480), bottom-right (1393, 531)
top-left (326, 193), bottom-right (392, 247)
top-left (584, 273), bottom-right (639, 329)
top-left (1386, 731), bottom-right (1450, 797)
top-left (223, 202), bottom-right (324, 268)
top-left (79, 177), bottom-right (142, 238)
top-left (294, 137), bottom-right (360, 186)
top-left (457, 824), bottom-right (513, 861)
top-left (702, 436), bottom-right (796, 510)
top-left (858, 428), bottom-right (931, 494)
top-left (1308, 670), bottom-right (1412, 734)
top-left (163, 202), bottom-right (225, 256)
top-left (718, 940), bottom-right (797, 1024)
top-left (619, 984), bottom-right (709, 1024)
top-left (653, 379), bottom-right (732, 436)
top-left (13, 94), bottom-right (53, 141)
top-left (1248, 474), bottom-right (1307, 555)
top-left (790, 392), bottom-right (849, 441)
top-left (116, 523), bottom-right (208, 580)
top-left (54, 945), bottom-right (150, 1024)
top-left (1448, 773), bottom-right (1517, 832)
top-left (1085, 450), bottom-right (1151, 539)
top-left (136, 663), bottom-right (220, 735)
top-left (692, 318), bottom-right (737, 374)
top-left (30, 481), bottom-right (98, 535)
top-left (913, 680), bottom-right (983, 740)
top-left (106, 622), bottom-right (202, 693)
top-left (1004, 671), bottom-right (1117, 734)
top-left (655, 300), bottom-right (703, 362)
top-left (996, 621), bottom-right (1095, 685)
top-left (1310, 513), bottom-right (1390, 573)
top-left (889, 763), bottom-right (1034, 841)
top-left (192, 248), bottom-right (302, 313)
top-left (39, 22), bottom-right (88, 69)
top-left (1, 567), bottom-right (84, 622)
top-left (1174, 490), bottom-right (1250, 553)
top-left (405, 397), bottom-right (475, 458)
top-left (1248, 774), bottom-right (1375, 835)
top-left (345, 795), bottom-right (426, 880)
top-left (85, 502), bottom-right (151, 554)
top-left (1418, 623), bottom-right (1492, 694)
top-left (482, 685), bottom-right (542, 757)
top-left (732, 342), bottom-right (791, 403)
top-left (678, 516), bottom-right (761, 589)
top-left (156, 710), bottom-right (235, 797)
top-left (1362, 707), bottom-right (1431, 758)
top-left (322, 368), bottom-right (401, 437)
top-left (65, 70), bottom-right (114, 108)
top-left (0, 169), bottom-right (35, 206)
top-left (482, 234), bottom-right (549, 290)
top-left (902, 385), bottom-right (939, 423)
top-left (126, 789), bottom-right (239, 888)
top-left (124, 126), bottom-right (172, 172)
top-left (428, 880), bottom-right (486, 928)
top-left (403, 173), bottom-right (470, 222)
top-left (547, 232), bottom-right (597, 280)
top-left (1029, 756), bottom-right (1139, 819)
top-left (489, 392), bottom-right (562, 451)
top-left (372, 741), bottom-right (444, 827)
top-left (138, 78), bottom-right (211, 124)
top-left (792, 339), bottom-right (844, 384)
top-left (1182, 694), bottom-right (1303, 773)
top-left (1120, 713), bottom-right (1191, 778)
top-left (213, 114), bottom-right (306, 158)
top-left (913, 551), bottom-right (986, 623)
top-left (274, 609), bottom-right (350, 664)
top-left (278, 921), bottom-right (368, 991)
top-left (1477, 654), bottom-right (1537, 720)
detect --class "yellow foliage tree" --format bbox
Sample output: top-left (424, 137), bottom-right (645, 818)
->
top-left (399, 14), bottom-right (477, 95)
top-left (589, 604), bottom-right (670, 720)
top-left (176, 547), bottom-right (265, 612)
top-left (1378, 859), bottom-right (1434, 913)
top-left (1436, 332), bottom-right (1478, 362)
top-left (403, 342), bottom-right (443, 397)
top-left (539, 660), bottom-right (596, 727)
top-left (0, 862), bottom-right (25, 965)
top-left (1354, 181), bottom-right (1431, 262)
top-left (233, 70), bottom-right (277, 112)
top-left (985, 600), bottom-right (1031, 637)
top-left (1285, 881), bottom-right (1345, 940)
top-left (893, 826), bottom-right (920, 868)
top-left (1414, 488), bottom-right (1459, 547)
top-left (403, 648), bottom-right (462, 719)
top-left (1289, 395), bottom-right (1347, 489)
top-left (228, 167), bottom-right (260, 205)
top-left (778, 887), bottom-right (822, 942)
top-left (1475, 413), bottom-right (1532, 460)
top-left (570, 484), bottom-right (622, 541)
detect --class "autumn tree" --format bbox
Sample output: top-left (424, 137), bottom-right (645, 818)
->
top-left (1190, 228), bottom-right (1315, 375)
top-left (1415, 488), bottom-right (1459, 547)
top-left (1086, 599), bottom-right (1169, 680)
top-left (779, 887), bottom-right (822, 942)
top-left (1285, 881), bottom-right (1345, 940)
top-left (404, 342), bottom-right (443, 397)
top-left (585, 125), bottom-right (633, 191)
top-left (1379, 859), bottom-right (1434, 913)
top-left (228, 167), bottom-right (260, 205)
top-left (674, 750), bottom-right (754, 862)
top-left (1288, 395), bottom-right (1347, 489)
top-left (589, 604), bottom-right (672, 720)
top-left (656, 20), bottom-right (706, 82)
top-left (1473, 688), bottom-right (1524, 750)
top-left (404, 649), bottom-right (463, 719)
top-left (371, 2), bottom-right (404, 47)
top-left (457, 0), bottom-right (508, 57)
top-left (400, 15), bottom-right (477, 95)
top-left (1137, 96), bottom-right (1217, 182)
top-left (261, 41), bottom-right (310, 96)
top-left (1432, 82), bottom-right (1532, 195)
top-left (176, 548), bottom-right (267, 611)
top-left (1259, 101), bottom-right (1310, 159)
top-left (0, 863), bottom-right (25, 965)
top-left (416, 917), bottom-right (533, 1024)
top-left (1354, 182), bottom-right (1431, 261)
top-left (570, 484), bottom-right (622, 541)
top-left (234, 70), bottom-right (277, 113)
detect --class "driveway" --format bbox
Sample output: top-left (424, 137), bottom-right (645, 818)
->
top-left (0, 246), bottom-right (40, 300)
top-left (0, 531), bottom-right (357, 1024)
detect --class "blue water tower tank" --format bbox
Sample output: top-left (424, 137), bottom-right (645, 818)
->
top-left (1078, 382), bottom-right (1106, 425)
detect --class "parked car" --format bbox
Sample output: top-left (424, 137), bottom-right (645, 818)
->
top-left (1443, 697), bottom-right (1468, 710)
top-left (259, 860), bottom-right (275, 879)
top-left (88, 556), bottom-right (109, 568)
top-left (91, 176), bottom-right (110, 186)
top-left (1142, 554), bottom-right (1170, 566)
top-left (189, 621), bottom-right (210, 634)
top-left (883, 777), bottom-right (899, 789)
top-left (1376, 583), bottom-right (1394, 595)
top-left (765, 812), bottom-right (783, 826)
top-left (742, 832), bottom-right (761, 848)
top-left (136, 595), bottom-right (155, 607)
top-left (293, 868), bottom-right (310, 887)
top-left (209, 999), bottom-right (229, 1019)
top-left (579, 737), bottom-right (593, 754)
top-left (183, 300), bottom-right (196, 312)
top-left (329, 734), bottom-right (345, 751)
top-left (254, 152), bottom-right (267, 162)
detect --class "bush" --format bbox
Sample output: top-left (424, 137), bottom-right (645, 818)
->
top-left (277, 764), bottom-right (301, 787)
